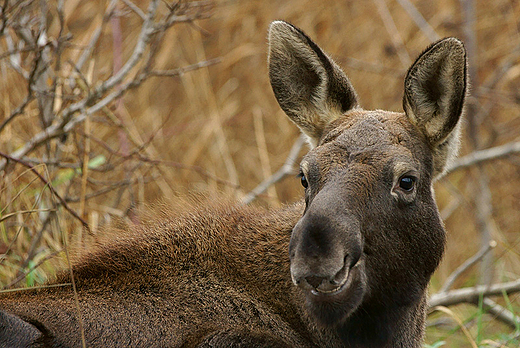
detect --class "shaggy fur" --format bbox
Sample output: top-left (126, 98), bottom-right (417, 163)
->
top-left (0, 21), bottom-right (467, 347)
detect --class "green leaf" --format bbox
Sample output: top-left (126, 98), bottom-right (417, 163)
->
top-left (87, 155), bottom-right (106, 169)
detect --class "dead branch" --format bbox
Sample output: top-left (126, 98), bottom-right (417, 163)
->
top-left (459, 0), bottom-right (496, 287)
top-left (373, 0), bottom-right (411, 67)
top-left (0, 94), bottom-right (35, 133)
top-left (446, 141), bottom-right (520, 173)
top-left (69, 0), bottom-right (118, 89)
top-left (149, 58), bottom-right (221, 77)
top-left (0, 0), bottom-right (216, 172)
top-left (429, 278), bottom-right (520, 308)
top-left (121, 0), bottom-right (146, 21)
top-left (481, 297), bottom-right (520, 330)
top-left (439, 240), bottom-right (497, 293)
top-left (242, 135), bottom-right (306, 204)
top-left (395, 0), bottom-right (439, 42)
top-left (0, 151), bottom-right (90, 231)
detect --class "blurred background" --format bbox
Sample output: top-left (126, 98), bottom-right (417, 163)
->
top-left (1, 0), bottom-right (519, 346)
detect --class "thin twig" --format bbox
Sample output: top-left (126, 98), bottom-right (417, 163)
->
top-left (439, 240), bottom-right (497, 293)
top-left (149, 57), bottom-right (221, 76)
top-left (19, 212), bottom-right (53, 272)
top-left (0, 151), bottom-right (90, 232)
top-left (6, 249), bottom-right (62, 289)
top-left (373, 0), bottom-right (411, 67)
top-left (0, 94), bottom-right (35, 133)
top-left (395, 0), bottom-right (439, 42)
top-left (121, 0), bottom-right (146, 20)
top-left (0, 209), bottom-right (55, 223)
top-left (0, 0), bottom-right (158, 171)
top-left (242, 135), bottom-right (306, 204)
top-left (0, 0), bottom-right (217, 173)
top-left (0, 283), bottom-right (72, 294)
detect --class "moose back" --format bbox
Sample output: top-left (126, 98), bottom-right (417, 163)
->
top-left (0, 21), bottom-right (467, 348)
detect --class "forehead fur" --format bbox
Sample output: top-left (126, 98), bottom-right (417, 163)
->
top-left (319, 109), bottom-right (426, 152)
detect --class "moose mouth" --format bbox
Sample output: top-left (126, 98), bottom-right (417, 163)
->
top-left (308, 257), bottom-right (363, 299)
top-left (310, 271), bottom-right (351, 296)
top-left (302, 258), bottom-right (366, 327)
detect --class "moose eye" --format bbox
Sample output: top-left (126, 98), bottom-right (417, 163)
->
top-left (299, 173), bottom-right (308, 188)
top-left (398, 175), bottom-right (416, 191)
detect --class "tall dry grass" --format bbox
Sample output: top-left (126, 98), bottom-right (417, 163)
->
top-left (1, 0), bottom-right (519, 346)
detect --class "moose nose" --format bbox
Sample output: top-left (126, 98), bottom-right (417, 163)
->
top-left (305, 275), bottom-right (327, 289)
top-left (303, 275), bottom-right (346, 293)
top-left (291, 243), bottom-right (362, 294)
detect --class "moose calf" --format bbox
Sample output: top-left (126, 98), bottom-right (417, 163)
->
top-left (0, 21), bottom-right (467, 347)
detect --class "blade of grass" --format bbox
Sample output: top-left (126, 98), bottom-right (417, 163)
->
top-left (431, 305), bottom-right (478, 348)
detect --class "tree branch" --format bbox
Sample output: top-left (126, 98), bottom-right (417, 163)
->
top-left (446, 141), bottom-right (520, 173)
top-left (0, 151), bottom-right (90, 232)
top-left (395, 0), bottom-right (439, 42)
top-left (481, 297), bottom-right (520, 330)
top-left (439, 240), bottom-right (497, 293)
top-left (429, 278), bottom-right (520, 308)
top-left (242, 135), bottom-right (306, 204)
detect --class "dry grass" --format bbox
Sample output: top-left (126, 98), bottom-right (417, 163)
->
top-left (1, 0), bottom-right (520, 346)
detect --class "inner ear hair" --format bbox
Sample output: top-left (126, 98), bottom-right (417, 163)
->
top-left (403, 37), bottom-right (467, 178)
top-left (268, 21), bottom-right (358, 146)
top-left (403, 37), bottom-right (467, 145)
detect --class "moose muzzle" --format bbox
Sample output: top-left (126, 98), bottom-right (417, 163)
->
top-left (289, 191), bottom-right (363, 297)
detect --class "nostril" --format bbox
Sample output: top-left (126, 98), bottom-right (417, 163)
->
top-left (305, 275), bottom-right (326, 289)
top-left (350, 253), bottom-right (360, 269)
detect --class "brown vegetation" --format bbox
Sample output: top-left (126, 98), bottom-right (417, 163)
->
top-left (1, 0), bottom-right (519, 346)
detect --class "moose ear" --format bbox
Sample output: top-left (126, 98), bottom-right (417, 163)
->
top-left (403, 37), bottom-right (467, 178)
top-left (268, 21), bottom-right (358, 147)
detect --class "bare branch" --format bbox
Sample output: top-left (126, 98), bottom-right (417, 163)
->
top-left (429, 278), bottom-right (520, 308)
top-left (0, 0), bottom-right (160, 170)
top-left (76, 0), bottom-right (159, 109)
top-left (6, 248), bottom-right (62, 289)
top-left (5, 31), bottom-right (29, 78)
top-left (242, 135), bottom-right (306, 204)
top-left (481, 298), bottom-right (520, 330)
top-left (439, 240), bottom-right (497, 293)
top-left (121, 0), bottom-right (146, 21)
top-left (0, 151), bottom-right (90, 232)
top-left (0, 94), bottom-right (35, 133)
top-left (373, 0), bottom-right (411, 67)
top-left (446, 141), bottom-right (520, 173)
top-left (149, 57), bottom-right (221, 76)
top-left (68, 0), bottom-right (119, 90)
top-left (395, 0), bottom-right (439, 42)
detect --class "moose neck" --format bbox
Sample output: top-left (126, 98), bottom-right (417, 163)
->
top-left (335, 295), bottom-right (427, 347)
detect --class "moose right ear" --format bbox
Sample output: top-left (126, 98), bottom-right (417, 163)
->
top-left (403, 37), bottom-right (467, 178)
top-left (268, 21), bottom-right (358, 147)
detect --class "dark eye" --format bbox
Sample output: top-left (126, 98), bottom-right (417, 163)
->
top-left (398, 176), bottom-right (415, 191)
top-left (300, 173), bottom-right (308, 188)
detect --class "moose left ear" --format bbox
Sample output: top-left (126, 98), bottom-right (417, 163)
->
top-left (403, 37), bottom-right (467, 178)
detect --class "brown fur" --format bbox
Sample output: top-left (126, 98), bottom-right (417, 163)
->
top-left (0, 21), bottom-right (467, 347)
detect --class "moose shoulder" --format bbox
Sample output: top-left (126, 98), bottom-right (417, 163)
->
top-left (0, 21), bottom-right (466, 348)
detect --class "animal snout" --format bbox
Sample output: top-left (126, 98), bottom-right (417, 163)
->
top-left (292, 252), bottom-right (360, 294)
top-left (289, 205), bottom-right (363, 295)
